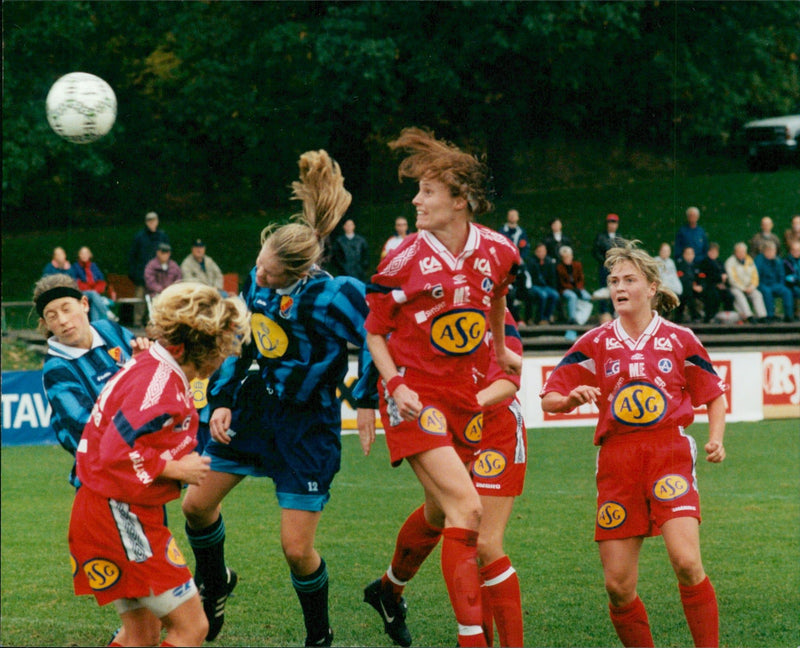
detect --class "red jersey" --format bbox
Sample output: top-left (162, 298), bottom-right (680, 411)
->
top-left (541, 314), bottom-right (726, 445)
top-left (76, 343), bottom-right (198, 505)
top-left (366, 224), bottom-right (520, 379)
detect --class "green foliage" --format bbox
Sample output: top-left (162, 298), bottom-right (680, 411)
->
top-left (2, 421), bottom-right (798, 646)
top-left (3, 1), bottom-right (799, 224)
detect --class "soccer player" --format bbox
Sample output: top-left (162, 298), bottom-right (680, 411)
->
top-left (363, 127), bottom-right (521, 648)
top-left (68, 282), bottom-right (250, 647)
top-left (541, 240), bottom-right (726, 648)
top-left (180, 150), bottom-right (377, 646)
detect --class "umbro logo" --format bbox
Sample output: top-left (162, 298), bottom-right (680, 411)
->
top-left (419, 256), bottom-right (443, 274)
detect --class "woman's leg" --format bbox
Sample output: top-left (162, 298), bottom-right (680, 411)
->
top-left (598, 537), bottom-right (653, 647)
top-left (158, 593), bottom-right (208, 647)
top-left (113, 607), bottom-right (162, 646)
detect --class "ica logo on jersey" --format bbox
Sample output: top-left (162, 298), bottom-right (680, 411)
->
top-left (611, 381), bottom-right (667, 426)
top-left (473, 450), bottom-right (507, 478)
top-left (597, 501), bottom-right (627, 529)
top-left (418, 406), bottom-right (447, 436)
top-left (652, 474), bottom-right (690, 501)
top-left (83, 558), bottom-right (121, 591)
top-left (464, 412), bottom-right (483, 444)
top-left (251, 313), bottom-right (289, 358)
top-left (430, 309), bottom-right (485, 355)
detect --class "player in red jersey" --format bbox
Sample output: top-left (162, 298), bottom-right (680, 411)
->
top-left (541, 241), bottom-right (726, 648)
top-left (68, 283), bottom-right (249, 647)
top-left (362, 127), bottom-right (521, 648)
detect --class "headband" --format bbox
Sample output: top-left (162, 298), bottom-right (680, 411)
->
top-left (35, 286), bottom-right (84, 317)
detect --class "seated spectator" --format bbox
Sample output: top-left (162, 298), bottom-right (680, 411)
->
top-left (144, 242), bottom-right (182, 297)
top-left (180, 238), bottom-right (226, 295)
top-left (698, 242), bottom-right (734, 322)
top-left (783, 240), bottom-right (800, 320)
top-left (528, 242), bottom-right (560, 325)
top-left (784, 214), bottom-right (800, 250)
top-left (755, 240), bottom-right (794, 322)
top-left (725, 242), bottom-right (767, 323)
top-left (556, 246), bottom-right (593, 324)
top-left (655, 243), bottom-right (682, 322)
top-left (381, 216), bottom-right (410, 259)
top-left (675, 246), bottom-right (704, 323)
top-left (42, 246), bottom-right (74, 277)
top-left (543, 217), bottom-right (573, 261)
top-left (73, 246), bottom-right (118, 322)
top-left (749, 216), bottom-right (781, 257)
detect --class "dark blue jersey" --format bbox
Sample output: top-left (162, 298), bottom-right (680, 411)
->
top-left (41, 319), bottom-right (135, 487)
top-left (211, 266), bottom-right (373, 415)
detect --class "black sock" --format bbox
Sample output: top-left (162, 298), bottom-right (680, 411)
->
top-left (185, 515), bottom-right (227, 592)
top-left (292, 558), bottom-right (330, 641)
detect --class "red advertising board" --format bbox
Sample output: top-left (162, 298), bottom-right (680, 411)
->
top-left (762, 351), bottom-right (800, 418)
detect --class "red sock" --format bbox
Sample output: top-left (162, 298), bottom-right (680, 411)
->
top-left (679, 576), bottom-right (719, 647)
top-left (160, 643), bottom-right (175, 647)
top-left (480, 556), bottom-right (523, 647)
top-left (481, 578), bottom-right (494, 646)
top-left (609, 596), bottom-right (654, 647)
top-left (108, 643), bottom-right (123, 647)
top-left (441, 527), bottom-right (486, 647)
top-left (381, 504), bottom-right (442, 598)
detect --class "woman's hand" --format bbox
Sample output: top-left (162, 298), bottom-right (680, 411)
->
top-left (357, 408), bottom-right (377, 456)
top-left (495, 346), bottom-right (522, 376)
top-left (392, 383), bottom-right (423, 422)
top-left (209, 407), bottom-right (233, 444)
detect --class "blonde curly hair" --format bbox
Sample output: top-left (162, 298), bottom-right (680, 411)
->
top-left (260, 150), bottom-right (352, 283)
top-left (605, 240), bottom-right (680, 315)
top-left (146, 282), bottom-right (250, 373)
top-left (388, 127), bottom-right (493, 218)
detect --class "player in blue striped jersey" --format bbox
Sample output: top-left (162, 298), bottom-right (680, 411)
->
top-left (181, 150), bottom-right (377, 646)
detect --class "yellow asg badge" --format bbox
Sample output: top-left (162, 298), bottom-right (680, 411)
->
top-left (430, 309), bottom-right (485, 356)
top-left (464, 412), bottom-right (483, 444)
top-left (83, 558), bottom-right (121, 591)
top-left (473, 449), bottom-right (507, 478)
top-left (653, 474), bottom-right (690, 501)
top-left (418, 406), bottom-right (447, 436)
top-left (70, 553), bottom-right (78, 577)
top-left (251, 312), bottom-right (289, 358)
top-left (190, 377), bottom-right (209, 410)
top-left (597, 501), bottom-right (627, 529)
top-left (166, 536), bottom-right (187, 567)
top-left (611, 382), bottom-right (667, 426)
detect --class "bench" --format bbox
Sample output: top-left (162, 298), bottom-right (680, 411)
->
top-left (106, 274), bottom-right (145, 326)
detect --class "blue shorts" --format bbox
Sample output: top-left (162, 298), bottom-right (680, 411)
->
top-left (204, 379), bottom-right (341, 512)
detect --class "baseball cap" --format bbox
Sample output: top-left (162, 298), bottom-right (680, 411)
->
top-left (157, 242), bottom-right (172, 252)
top-left (192, 238), bottom-right (205, 247)
top-left (145, 211), bottom-right (158, 221)
top-left (606, 213), bottom-right (619, 222)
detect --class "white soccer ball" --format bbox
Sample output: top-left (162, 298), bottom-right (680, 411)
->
top-left (46, 72), bottom-right (117, 144)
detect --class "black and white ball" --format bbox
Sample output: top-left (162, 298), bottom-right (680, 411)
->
top-left (46, 72), bottom-right (117, 144)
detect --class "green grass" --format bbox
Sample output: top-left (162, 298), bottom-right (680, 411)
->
top-left (3, 168), bottom-right (799, 304)
top-left (2, 420), bottom-right (798, 647)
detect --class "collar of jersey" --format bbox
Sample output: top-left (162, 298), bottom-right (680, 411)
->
top-left (419, 225), bottom-right (479, 270)
top-left (613, 311), bottom-right (661, 350)
top-left (47, 325), bottom-right (106, 360)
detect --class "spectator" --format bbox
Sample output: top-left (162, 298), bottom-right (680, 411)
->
top-left (674, 206), bottom-right (709, 262)
top-left (724, 242), bottom-right (767, 323)
top-left (755, 240), bottom-right (794, 322)
top-left (329, 217), bottom-right (370, 281)
top-left (42, 246), bottom-right (74, 277)
top-left (655, 243), bottom-right (683, 297)
top-left (381, 216), bottom-right (410, 259)
top-left (73, 246), bottom-right (117, 322)
top-left (784, 214), bottom-right (800, 250)
top-left (129, 211), bottom-right (170, 324)
top-left (698, 242), bottom-right (734, 322)
top-left (749, 216), bottom-right (781, 257)
top-left (556, 245), bottom-right (593, 324)
top-left (498, 209), bottom-right (533, 324)
top-left (144, 242), bottom-right (182, 298)
top-left (783, 240), bottom-right (800, 320)
top-left (528, 242), bottom-right (561, 325)
top-left (675, 247), bottom-right (704, 323)
top-left (591, 213), bottom-right (625, 321)
top-left (181, 238), bottom-right (225, 295)
top-left (543, 217), bottom-right (573, 261)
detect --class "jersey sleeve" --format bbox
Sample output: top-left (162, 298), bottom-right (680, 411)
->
top-left (325, 277), bottom-right (370, 348)
top-left (683, 333), bottom-right (727, 407)
top-left (42, 358), bottom-right (95, 456)
top-left (540, 333), bottom-right (599, 397)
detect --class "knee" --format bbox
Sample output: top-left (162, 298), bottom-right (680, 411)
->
top-left (281, 541), bottom-right (315, 573)
top-left (670, 554), bottom-right (705, 585)
top-left (181, 498), bottom-right (216, 529)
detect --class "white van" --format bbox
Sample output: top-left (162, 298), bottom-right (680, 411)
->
top-left (744, 114), bottom-right (800, 171)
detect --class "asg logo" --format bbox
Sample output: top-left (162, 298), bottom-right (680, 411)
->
top-left (473, 257), bottom-right (492, 277)
top-left (166, 536), bottom-right (187, 567)
top-left (612, 382), bottom-right (667, 426)
top-left (430, 309), bottom-right (485, 356)
top-left (419, 256), bottom-right (443, 275)
top-left (418, 406), bottom-right (447, 436)
top-left (473, 449), bottom-right (507, 478)
top-left (597, 501), bottom-right (626, 529)
top-left (652, 475), bottom-right (690, 501)
top-left (653, 337), bottom-right (673, 351)
top-left (464, 412), bottom-right (483, 444)
top-left (83, 558), bottom-right (121, 591)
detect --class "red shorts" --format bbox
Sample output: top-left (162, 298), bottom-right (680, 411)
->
top-left (69, 487), bottom-right (193, 606)
top-left (594, 427), bottom-right (701, 541)
top-left (378, 369), bottom-right (481, 465)
top-left (471, 399), bottom-right (527, 497)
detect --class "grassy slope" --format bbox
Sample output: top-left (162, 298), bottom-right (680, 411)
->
top-left (1, 420), bottom-right (798, 647)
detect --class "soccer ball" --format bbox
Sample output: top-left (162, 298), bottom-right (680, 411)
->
top-left (46, 72), bottom-right (117, 144)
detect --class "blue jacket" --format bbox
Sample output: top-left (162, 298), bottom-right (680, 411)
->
top-left (755, 254), bottom-right (785, 288)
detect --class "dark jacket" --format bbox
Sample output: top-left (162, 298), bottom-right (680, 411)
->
top-left (329, 233), bottom-right (370, 281)
top-left (129, 228), bottom-right (170, 286)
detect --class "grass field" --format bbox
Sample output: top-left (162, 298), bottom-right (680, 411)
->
top-left (1, 420), bottom-right (798, 647)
